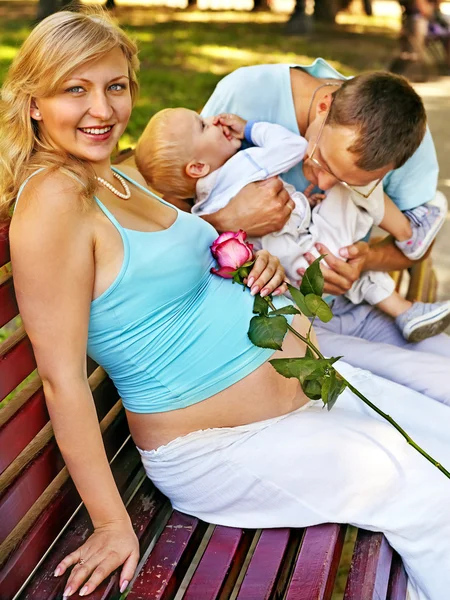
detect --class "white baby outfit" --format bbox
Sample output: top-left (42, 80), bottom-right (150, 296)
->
top-left (193, 121), bottom-right (395, 305)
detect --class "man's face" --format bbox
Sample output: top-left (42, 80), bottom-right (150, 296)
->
top-left (303, 115), bottom-right (394, 193)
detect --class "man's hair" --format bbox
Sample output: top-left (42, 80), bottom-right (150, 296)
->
top-left (135, 108), bottom-right (196, 200)
top-left (328, 72), bottom-right (427, 171)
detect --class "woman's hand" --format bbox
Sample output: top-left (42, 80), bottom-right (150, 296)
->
top-left (56, 519), bottom-right (139, 597)
top-left (298, 242), bottom-right (369, 295)
top-left (246, 250), bottom-right (287, 298)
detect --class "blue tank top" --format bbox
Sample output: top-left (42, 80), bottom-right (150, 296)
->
top-left (87, 168), bottom-right (291, 413)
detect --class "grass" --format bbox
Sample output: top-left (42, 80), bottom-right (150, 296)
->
top-left (0, 1), bottom-right (401, 147)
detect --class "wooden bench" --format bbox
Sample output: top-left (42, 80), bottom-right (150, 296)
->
top-left (2, 204), bottom-right (438, 599)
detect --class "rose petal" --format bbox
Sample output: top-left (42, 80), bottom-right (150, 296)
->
top-left (211, 231), bottom-right (240, 256)
top-left (214, 238), bottom-right (253, 269)
top-left (211, 266), bottom-right (235, 278)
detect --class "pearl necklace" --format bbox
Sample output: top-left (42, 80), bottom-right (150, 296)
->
top-left (97, 171), bottom-right (131, 200)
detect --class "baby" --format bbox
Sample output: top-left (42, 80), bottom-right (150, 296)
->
top-left (135, 108), bottom-right (450, 343)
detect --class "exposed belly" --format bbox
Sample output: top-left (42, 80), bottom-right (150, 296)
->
top-left (128, 314), bottom-right (313, 451)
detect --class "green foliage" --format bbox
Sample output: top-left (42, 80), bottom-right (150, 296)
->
top-left (248, 257), bottom-right (348, 410)
top-left (248, 314), bottom-right (287, 350)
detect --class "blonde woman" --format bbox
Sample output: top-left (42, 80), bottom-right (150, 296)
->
top-left (2, 10), bottom-right (450, 600)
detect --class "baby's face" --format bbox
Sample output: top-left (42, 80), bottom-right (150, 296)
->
top-left (174, 108), bottom-right (241, 172)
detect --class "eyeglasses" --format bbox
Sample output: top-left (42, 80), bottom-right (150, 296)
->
top-left (304, 109), bottom-right (383, 200)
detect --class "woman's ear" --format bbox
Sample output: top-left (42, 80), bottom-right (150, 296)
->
top-left (30, 100), bottom-right (42, 121)
top-left (186, 161), bottom-right (210, 179)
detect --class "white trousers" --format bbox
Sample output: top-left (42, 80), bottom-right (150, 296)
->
top-left (317, 297), bottom-right (450, 405)
top-left (138, 361), bottom-right (450, 600)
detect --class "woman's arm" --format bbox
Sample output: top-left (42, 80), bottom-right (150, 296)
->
top-left (10, 172), bottom-right (139, 597)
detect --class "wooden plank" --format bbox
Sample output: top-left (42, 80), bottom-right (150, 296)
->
top-left (0, 412), bottom-right (131, 598)
top-left (387, 552), bottom-right (408, 600)
top-left (236, 529), bottom-right (290, 600)
top-left (0, 388), bottom-right (48, 474)
top-left (285, 524), bottom-right (345, 600)
top-left (129, 512), bottom-right (207, 600)
top-left (182, 526), bottom-right (248, 600)
top-left (19, 448), bottom-right (149, 600)
top-left (0, 224), bottom-right (9, 267)
top-left (0, 440), bottom-right (63, 542)
top-left (0, 278), bottom-right (18, 328)
top-left (344, 530), bottom-right (393, 600)
top-left (0, 336), bottom-right (36, 401)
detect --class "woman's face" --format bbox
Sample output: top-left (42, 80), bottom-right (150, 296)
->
top-left (32, 48), bottom-right (132, 167)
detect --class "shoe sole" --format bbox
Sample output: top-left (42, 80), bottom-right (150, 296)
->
top-left (404, 303), bottom-right (450, 343)
top-left (401, 210), bottom-right (446, 261)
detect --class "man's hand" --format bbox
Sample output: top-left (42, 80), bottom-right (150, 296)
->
top-left (202, 177), bottom-right (295, 237)
top-left (298, 241), bottom-right (369, 296)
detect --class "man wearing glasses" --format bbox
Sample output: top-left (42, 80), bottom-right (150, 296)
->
top-left (200, 60), bottom-right (450, 403)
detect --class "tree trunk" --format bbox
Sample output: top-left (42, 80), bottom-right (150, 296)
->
top-left (285, 0), bottom-right (313, 34)
top-left (252, 0), bottom-right (271, 11)
top-left (105, 0), bottom-right (116, 8)
top-left (313, 0), bottom-right (340, 23)
top-left (36, 0), bottom-right (58, 21)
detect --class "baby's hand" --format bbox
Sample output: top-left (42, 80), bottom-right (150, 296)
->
top-left (304, 183), bottom-right (325, 208)
top-left (213, 113), bottom-right (247, 141)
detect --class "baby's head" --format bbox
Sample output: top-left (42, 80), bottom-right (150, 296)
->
top-left (136, 107), bottom-right (241, 200)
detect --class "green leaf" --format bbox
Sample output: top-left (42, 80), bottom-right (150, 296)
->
top-left (305, 347), bottom-right (317, 359)
top-left (304, 294), bottom-right (333, 323)
top-left (303, 377), bottom-right (323, 400)
top-left (287, 283), bottom-right (313, 317)
top-left (269, 357), bottom-right (334, 383)
top-left (248, 315), bottom-right (288, 350)
top-left (300, 256), bottom-right (325, 297)
top-left (253, 294), bottom-right (269, 316)
top-left (268, 306), bottom-right (300, 316)
top-left (321, 369), bottom-right (347, 411)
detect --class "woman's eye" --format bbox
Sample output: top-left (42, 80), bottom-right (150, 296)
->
top-left (65, 86), bottom-right (85, 94)
top-left (109, 83), bottom-right (127, 92)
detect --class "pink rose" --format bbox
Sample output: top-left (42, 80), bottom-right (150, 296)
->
top-left (210, 230), bottom-right (254, 280)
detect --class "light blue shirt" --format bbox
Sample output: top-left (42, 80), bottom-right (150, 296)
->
top-left (201, 60), bottom-right (439, 210)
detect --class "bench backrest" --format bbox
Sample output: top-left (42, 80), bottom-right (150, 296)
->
top-left (0, 223), bottom-right (131, 598)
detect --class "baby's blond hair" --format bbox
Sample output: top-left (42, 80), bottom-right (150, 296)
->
top-left (136, 108), bottom-right (196, 200)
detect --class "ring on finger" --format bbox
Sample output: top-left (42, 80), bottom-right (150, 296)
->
top-left (78, 558), bottom-right (85, 566)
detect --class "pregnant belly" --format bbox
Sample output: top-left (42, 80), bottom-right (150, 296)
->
top-left (129, 315), bottom-right (313, 451)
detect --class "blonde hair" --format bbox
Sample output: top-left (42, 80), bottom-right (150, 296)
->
top-left (135, 108), bottom-right (196, 200)
top-left (0, 8), bottom-right (140, 221)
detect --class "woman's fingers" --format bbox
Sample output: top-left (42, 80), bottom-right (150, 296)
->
top-left (55, 549), bottom-right (83, 577)
top-left (247, 251), bottom-right (286, 297)
top-left (119, 548), bottom-right (140, 593)
top-left (78, 551), bottom-right (129, 597)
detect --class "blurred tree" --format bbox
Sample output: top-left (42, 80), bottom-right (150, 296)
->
top-left (286, 0), bottom-right (372, 31)
top-left (37, 0), bottom-right (94, 20)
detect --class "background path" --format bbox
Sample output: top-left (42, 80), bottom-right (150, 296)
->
top-left (414, 78), bottom-right (450, 303)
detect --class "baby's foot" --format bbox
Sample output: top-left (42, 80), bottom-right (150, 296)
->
top-left (396, 197), bottom-right (447, 260)
top-left (396, 300), bottom-right (450, 342)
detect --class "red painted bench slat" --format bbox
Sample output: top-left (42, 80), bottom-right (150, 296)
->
top-left (183, 526), bottom-right (247, 600)
top-left (344, 530), bottom-right (393, 600)
top-left (129, 511), bottom-right (206, 600)
top-left (0, 413), bottom-right (131, 599)
top-left (14, 442), bottom-right (144, 600)
top-left (0, 225), bottom-right (10, 266)
top-left (286, 523), bottom-right (345, 600)
top-left (0, 278), bottom-right (18, 329)
top-left (236, 529), bottom-right (291, 599)
top-left (0, 336), bottom-right (36, 401)
top-left (0, 388), bottom-right (48, 474)
top-left (388, 552), bottom-right (408, 600)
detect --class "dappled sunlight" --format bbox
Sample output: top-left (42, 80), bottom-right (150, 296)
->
top-left (0, 45), bottom-right (18, 60)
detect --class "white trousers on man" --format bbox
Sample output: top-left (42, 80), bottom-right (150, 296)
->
top-left (139, 361), bottom-right (450, 600)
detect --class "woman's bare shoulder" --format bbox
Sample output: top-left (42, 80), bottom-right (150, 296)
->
top-left (10, 169), bottom-right (94, 247)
